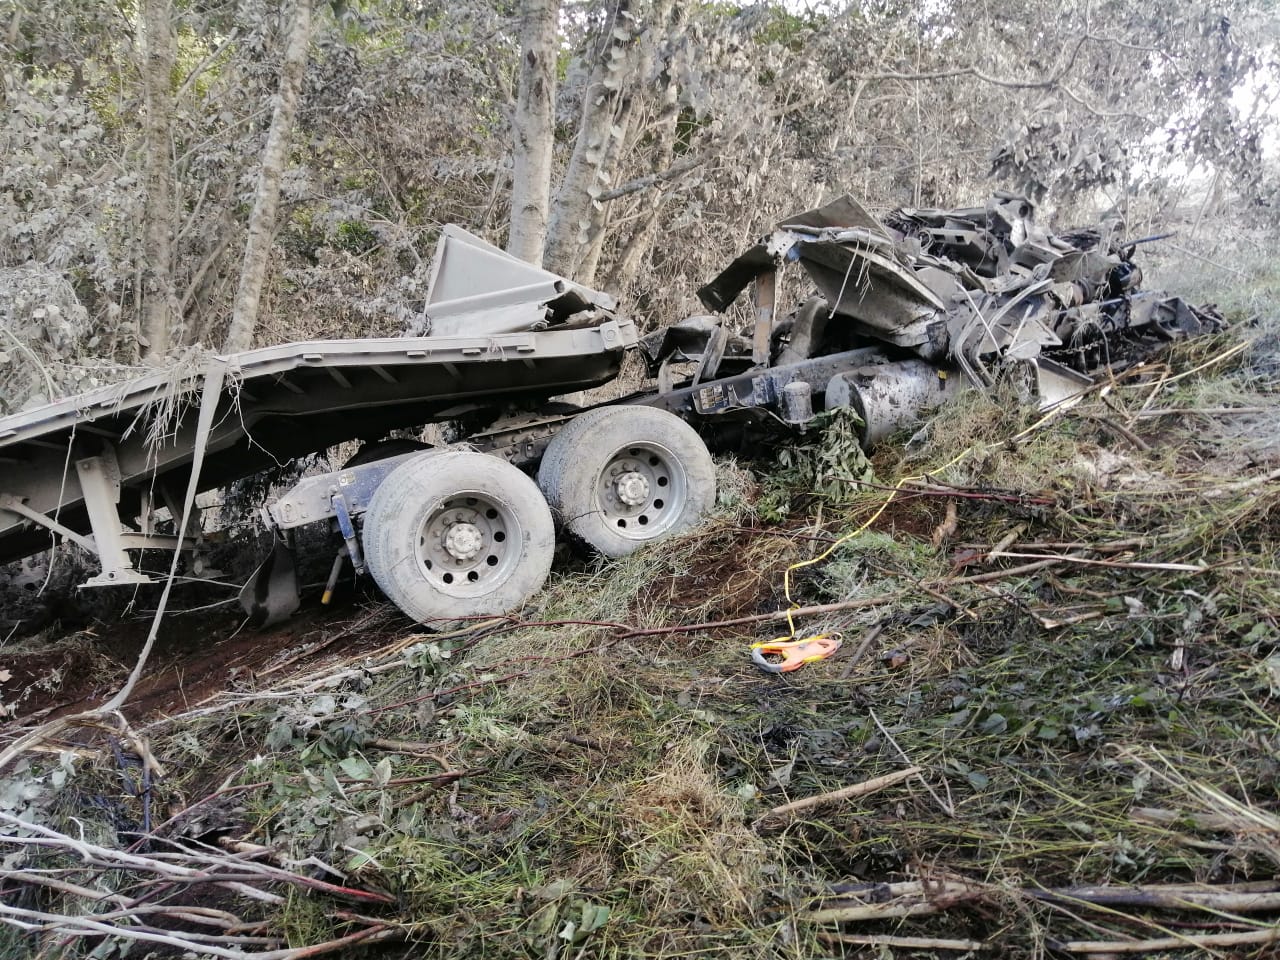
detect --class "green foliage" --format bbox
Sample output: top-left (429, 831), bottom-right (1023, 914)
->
top-left (276, 887), bottom-right (335, 949)
top-left (334, 219), bottom-right (379, 254)
top-left (758, 407), bottom-right (874, 519)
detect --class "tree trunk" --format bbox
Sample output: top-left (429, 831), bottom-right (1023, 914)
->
top-left (603, 30), bottom-right (682, 296)
top-left (542, 2), bottom-right (635, 279)
top-left (506, 0), bottom-right (559, 265)
top-left (139, 0), bottom-right (178, 361)
top-left (574, 102), bottom-right (633, 286)
top-left (544, 0), bottom-right (673, 281)
top-left (224, 0), bottom-right (314, 354)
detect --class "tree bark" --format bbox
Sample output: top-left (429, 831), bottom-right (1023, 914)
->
top-left (573, 103), bottom-right (632, 285)
top-left (603, 30), bottom-right (682, 296)
top-left (139, 0), bottom-right (179, 361)
top-left (543, 0), bottom-right (637, 279)
top-left (224, 0), bottom-right (314, 354)
top-left (544, 0), bottom-right (674, 281)
top-left (506, 0), bottom-right (559, 265)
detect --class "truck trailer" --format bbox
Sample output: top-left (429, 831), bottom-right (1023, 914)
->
top-left (0, 194), bottom-right (1220, 626)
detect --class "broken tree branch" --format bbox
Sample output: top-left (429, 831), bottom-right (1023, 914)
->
top-left (104, 358), bottom-right (227, 713)
top-left (1051, 927), bottom-right (1280, 954)
top-left (1131, 406), bottom-right (1266, 418)
top-left (807, 878), bottom-right (1280, 929)
top-left (869, 708), bottom-right (955, 817)
top-left (805, 878), bottom-right (987, 923)
top-left (816, 932), bottom-right (989, 951)
top-left (989, 553), bottom-right (1207, 573)
top-left (767, 766), bottom-right (922, 818)
top-left (1027, 882), bottom-right (1280, 914)
top-left (596, 155), bottom-right (705, 202)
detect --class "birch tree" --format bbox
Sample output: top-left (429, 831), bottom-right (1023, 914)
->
top-left (507, 0), bottom-right (560, 264)
top-left (224, 0), bottom-right (315, 353)
top-left (543, 0), bottom-right (676, 282)
top-left (139, 0), bottom-right (179, 360)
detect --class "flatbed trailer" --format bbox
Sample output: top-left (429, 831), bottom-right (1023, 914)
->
top-left (0, 195), bottom-right (1221, 626)
top-left (0, 324), bottom-right (634, 575)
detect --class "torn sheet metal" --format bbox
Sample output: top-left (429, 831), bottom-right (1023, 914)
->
top-left (423, 225), bottom-right (618, 337)
top-left (693, 191), bottom-right (1222, 399)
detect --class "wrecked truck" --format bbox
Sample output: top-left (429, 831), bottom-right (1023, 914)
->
top-left (0, 194), bottom-right (1220, 627)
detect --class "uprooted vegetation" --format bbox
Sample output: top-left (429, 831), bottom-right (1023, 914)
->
top-left (3, 259), bottom-right (1280, 957)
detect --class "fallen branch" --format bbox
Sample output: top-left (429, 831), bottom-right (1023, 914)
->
top-left (1028, 882), bottom-right (1280, 914)
top-left (947, 557), bottom-right (1065, 584)
top-left (766, 766), bottom-right (922, 818)
top-left (1051, 926), bottom-right (1279, 953)
top-left (1130, 806), bottom-right (1260, 833)
top-left (808, 876), bottom-right (1280, 928)
top-left (805, 899), bottom-right (949, 922)
top-left (838, 623), bottom-right (884, 679)
top-left (0, 811), bottom-right (394, 906)
top-left (1074, 411), bottom-right (1152, 451)
top-left (1, 899), bottom-right (399, 959)
top-left (0, 904), bottom-right (285, 957)
top-left (805, 878), bottom-right (987, 923)
top-left (817, 932), bottom-right (989, 951)
top-left (1202, 465), bottom-right (1280, 497)
top-left (867, 562), bottom-right (979, 622)
top-left (1131, 406), bottom-right (1266, 418)
top-left (874, 478), bottom-right (1054, 506)
top-left (958, 538), bottom-right (1147, 552)
top-left (1, 804), bottom-right (404, 959)
top-left (869, 709), bottom-right (954, 817)
top-left (991, 552), bottom-right (1207, 573)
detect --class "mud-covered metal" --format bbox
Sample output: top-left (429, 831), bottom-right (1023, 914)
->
top-left (697, 191), bottom-right (1220, 380)
top-left (662, 191), bottom-right (1223, 443)
top-left (0, 226), bottom-right (636, 579)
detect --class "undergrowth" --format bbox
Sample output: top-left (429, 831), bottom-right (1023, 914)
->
top-left (5, 277), bottom-right (1280, 957)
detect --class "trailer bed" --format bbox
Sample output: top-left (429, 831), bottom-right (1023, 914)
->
top-left (0, 321), bottom-right (634, 566)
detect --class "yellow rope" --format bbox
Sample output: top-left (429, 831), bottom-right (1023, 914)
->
top-left (780, 405), bottom-right (1068, 638)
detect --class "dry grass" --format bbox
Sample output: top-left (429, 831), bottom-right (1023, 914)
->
top-left (5, 262), bottom-right (1280, 958)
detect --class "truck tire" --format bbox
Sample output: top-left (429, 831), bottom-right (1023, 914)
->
top-left (538, 406), bottom-right (715, 557)
top-left (362, 451), bottom-right (554, 625)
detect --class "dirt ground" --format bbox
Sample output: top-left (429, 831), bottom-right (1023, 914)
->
top-left (1, 591), bottom-right (408, 723)
top-left (0, 489), bottom-right (1059, 726)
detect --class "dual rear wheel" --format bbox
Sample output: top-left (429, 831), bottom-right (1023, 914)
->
top-left (536, 405), bottom-right (716, 557)
top-left (362, 407), bottom-right (714, 625)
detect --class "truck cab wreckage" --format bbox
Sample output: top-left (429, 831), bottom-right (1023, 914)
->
top-left (0, 193), bottom-right (1221, 627)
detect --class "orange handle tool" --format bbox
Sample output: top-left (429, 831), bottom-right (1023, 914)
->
top-left (751, 635), bottom-right (842, 674)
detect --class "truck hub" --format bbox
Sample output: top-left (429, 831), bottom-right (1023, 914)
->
top-left (614, 471), bottom-right (650, 507)
top-left (443, 521), bottom-right (484, 561)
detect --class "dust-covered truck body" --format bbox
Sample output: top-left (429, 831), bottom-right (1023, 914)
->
top-left (0, 195), bottom-right (1221, 626)
top-left (0, 227), bottom-right (644, 622)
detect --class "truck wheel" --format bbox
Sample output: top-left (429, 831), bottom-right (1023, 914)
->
top-left (538, 406), bottom-right (715, 557)
top-left (362, 451), bottom-right (554, 625)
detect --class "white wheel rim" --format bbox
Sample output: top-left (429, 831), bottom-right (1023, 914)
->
top-left (593, 441), bottom-right (689, 541)
top-left (415, 492), bottom-right (521, 597)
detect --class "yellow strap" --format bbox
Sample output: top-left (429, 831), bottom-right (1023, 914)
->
top-left (778, 405), bottom-right (1068, 638)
